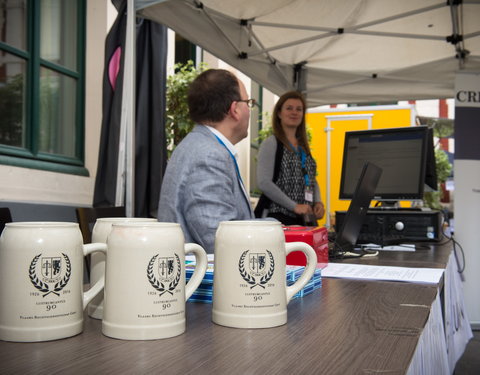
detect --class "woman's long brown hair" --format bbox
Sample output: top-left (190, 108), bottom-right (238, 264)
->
top-left (271, 91), bottom-right (311, 155)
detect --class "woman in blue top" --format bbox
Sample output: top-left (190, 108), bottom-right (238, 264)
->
top-left (255, 91), bottom-right (325, 225)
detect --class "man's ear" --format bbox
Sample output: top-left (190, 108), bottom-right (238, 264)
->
top-left (228, 101), bottom-right (240, 121)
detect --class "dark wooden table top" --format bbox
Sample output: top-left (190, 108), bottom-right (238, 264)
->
top-left (0, 240), bottom-right (451, 375)
top-left (0, 283), bottom-right (438, 375)
top-left (337, 235), bottom-right (454, 269)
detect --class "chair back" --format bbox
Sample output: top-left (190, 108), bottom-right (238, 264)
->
top-left (0, 207), bottom-right (13, 235)
top-left (75, 206), bottom-right (126, 243)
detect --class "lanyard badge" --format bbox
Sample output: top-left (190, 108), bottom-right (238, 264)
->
top-left (304, 187), bottom-right (314, 203)
top-left (297, 146), bottom-right (313, 203)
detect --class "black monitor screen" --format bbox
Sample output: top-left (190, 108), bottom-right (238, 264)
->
top-left (334, 162), bottom-right (382, 255)
top-left (339, 126), bottom-right (430, 201)
top-left (424, 127), bottom-right (438, 192)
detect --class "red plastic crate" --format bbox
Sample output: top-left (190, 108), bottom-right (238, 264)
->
top-left (284, 226), bottom-right (329, 268)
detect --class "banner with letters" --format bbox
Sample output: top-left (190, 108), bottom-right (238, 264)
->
top-left (454, 71), bottom-right (480, 326)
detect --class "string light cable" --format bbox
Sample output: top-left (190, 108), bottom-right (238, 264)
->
top-left (438, 210), bottom-right (465, 275)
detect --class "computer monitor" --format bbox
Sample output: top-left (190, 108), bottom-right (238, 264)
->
top-left (424, 127), bottom-right (438, 192)
top-left (339, 126), bottom-right (435, 204)
top-left (331, 162), bottom-right (382, 257)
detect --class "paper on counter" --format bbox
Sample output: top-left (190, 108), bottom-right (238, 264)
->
top-left (322, 262), bottom-right (443, 284)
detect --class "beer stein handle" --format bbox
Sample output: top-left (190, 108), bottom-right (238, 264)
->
top-left (285, 242), bottom-right (317, 303)
top-left (82, 243), bottom-right (107, 309)
top-left (184, 243), bottom-right (208, 300)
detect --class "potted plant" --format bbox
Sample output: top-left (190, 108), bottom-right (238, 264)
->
top-left (422, 119), bottom-right (453, 210)
top-left (165, 60), bottom-right (207, 157)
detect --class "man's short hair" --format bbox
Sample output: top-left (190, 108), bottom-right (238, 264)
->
top-left (188, 69), bottom-right (241, 124)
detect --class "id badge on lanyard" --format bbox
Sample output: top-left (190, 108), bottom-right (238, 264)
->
top-left (299, 147), bottom-right (313, 203)
top-left (305, 187), bottom-right (314, 203)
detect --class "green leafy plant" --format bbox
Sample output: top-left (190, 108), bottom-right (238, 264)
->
top-left (256, 116), bottom-right (273, 144)
top-left (422, 121), bottom-right (453, 210)
top-left (165, 60), bottom-right (207, 157)
top-left (423, 147), bottom-right (452, 210)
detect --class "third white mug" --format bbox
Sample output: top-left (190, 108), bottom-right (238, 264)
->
top-left (212, 220), bottom-right (317, 329)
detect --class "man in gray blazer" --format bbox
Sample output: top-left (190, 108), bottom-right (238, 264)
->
top-left (158, 69), bottom-right (255, 253)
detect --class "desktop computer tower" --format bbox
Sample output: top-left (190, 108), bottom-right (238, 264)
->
top-left (335, 209), bottom-right (443, 246)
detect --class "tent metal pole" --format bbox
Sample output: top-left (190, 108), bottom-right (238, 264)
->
top-left (351, 3), bottom-right (444, 30)
top-left (125, 0), bottom-right (136, 217)
top-left (115, 109), bottom-right (126, 208)
top-left (116, 0), bottom-right (135, 216)
top-left (251, 3), bottom-right (444, 32)
top-left (194, 0), bottom-right (242, 56)
top-left (243, 23), bottom-right (292, 88)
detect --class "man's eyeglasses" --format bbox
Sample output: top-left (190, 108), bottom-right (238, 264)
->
top-left (236, 99), bottom-right (256, 108)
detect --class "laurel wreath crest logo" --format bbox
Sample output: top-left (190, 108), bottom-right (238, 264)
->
top-left (147, 253), bottom-right (181, 296)
top-left (238, 250), bottom-right (274, 289)
top-left (29, 253), bottom-right (71, 297)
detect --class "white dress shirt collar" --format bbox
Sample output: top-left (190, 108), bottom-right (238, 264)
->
top-left (204, 125), bottom-right (238, 159)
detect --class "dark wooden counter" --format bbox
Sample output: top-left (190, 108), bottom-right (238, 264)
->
top-left (338, 236), bottom-right (454, 269)
top-left (0, 239), bottom-right (455, 375)
top-left (0, 279), bottom-right (438, 375)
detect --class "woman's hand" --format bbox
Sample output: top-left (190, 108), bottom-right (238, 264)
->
top-left (314, 202), bottom-right (325, 219)
top-left (293, 204), bottom-right (313, 215)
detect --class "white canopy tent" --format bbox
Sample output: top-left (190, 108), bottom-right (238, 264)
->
top-left (118, 0), bottom-right (480, 212)
top-left (135, 0), bottom-right (480, 107)
top-left (114, 0), bottom-right (480, 335)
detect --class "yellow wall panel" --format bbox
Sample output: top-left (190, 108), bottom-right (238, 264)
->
top-left (306, 105), bottom-right (415, 227)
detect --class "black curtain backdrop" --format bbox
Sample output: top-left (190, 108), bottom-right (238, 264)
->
top-left (93, 0), bottom-right (167, 217)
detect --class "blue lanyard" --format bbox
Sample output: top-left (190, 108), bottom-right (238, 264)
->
top-left (292, 144), bottom-right (310, 187)
top-left (213, 134), bottom-right (246, 189)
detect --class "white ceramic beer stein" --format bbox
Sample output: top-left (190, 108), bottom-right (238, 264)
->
top-left (0, 222), bottom-right (106, 342)
top-left (88, 217), bottom-right (157, 319)
top-left (212, 221), bottom-right (317, 329)
top-left (102, 222), bottom-right (208, 340)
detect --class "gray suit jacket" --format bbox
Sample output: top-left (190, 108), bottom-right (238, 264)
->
top-left (158, 125), bottom-right (254, 253)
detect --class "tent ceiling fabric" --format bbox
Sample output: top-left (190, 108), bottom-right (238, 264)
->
top-left (137, 0), bottom-right (480, 107)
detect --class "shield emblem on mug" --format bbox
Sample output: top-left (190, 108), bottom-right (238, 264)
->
top-left (158, 257), bottom-right (175, 282)
top-left (249, 253), bottom-right (266, 275)
top-left (41, 257), bottom-right (62, 279)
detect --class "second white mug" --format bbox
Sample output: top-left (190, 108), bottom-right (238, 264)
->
top-left (102, 222), bottom-right (208, 340)
top-left (88, 217), bottom-right (157, 319)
